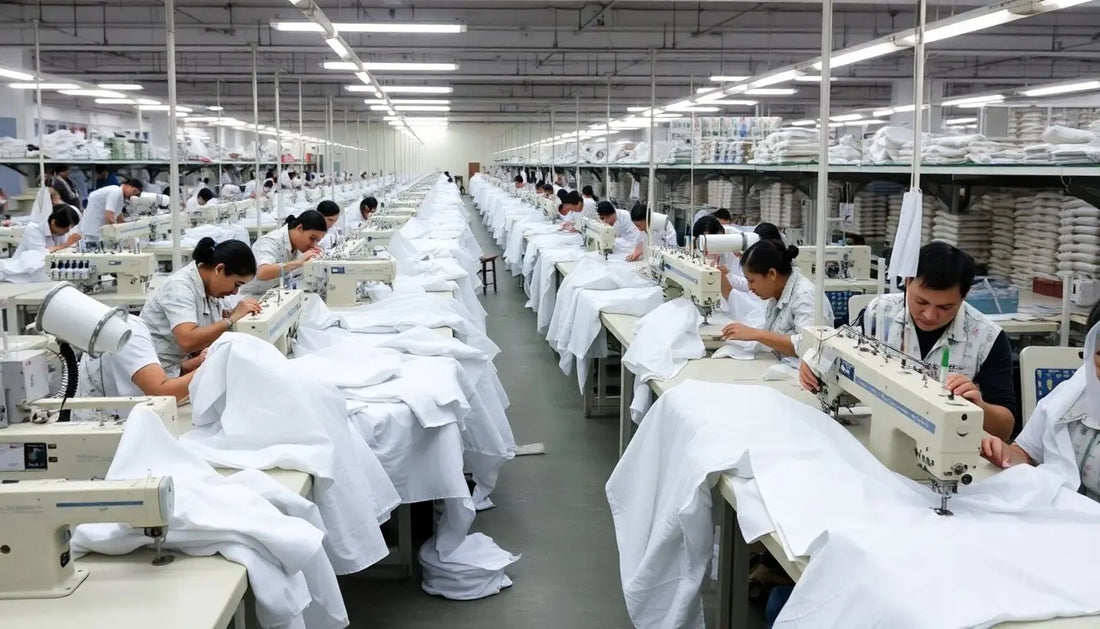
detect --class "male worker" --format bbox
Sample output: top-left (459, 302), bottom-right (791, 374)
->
top-left (81, 178), bottom-right (143, 241)
top-left (94, 165), bottom-right (120, 190)
top-left (798, 241), bottom-right (1017, 441)
top-left (558, 191), bottom-right (586, 231)
top-left (581, 185), bottom-right (599, 219)
top-left (513, 175), bottom-right (525, 190)
top-left (596, 200), bottom-right (645, 262)
top-left (631, 202), bottom-right (677, 247)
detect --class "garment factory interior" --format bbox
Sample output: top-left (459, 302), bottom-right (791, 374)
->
top-left (4, 0), bottom-right (1100, 627)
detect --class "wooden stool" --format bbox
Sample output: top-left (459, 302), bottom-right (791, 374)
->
top-left (479, 254), bottom-right (498, 295)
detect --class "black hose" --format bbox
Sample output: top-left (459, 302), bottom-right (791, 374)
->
top-left (56, 342), bottom-right (78, 422)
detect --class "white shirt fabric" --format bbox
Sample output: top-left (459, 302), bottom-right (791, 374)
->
top-left (622, 298), bottom-right (705, 422)
top-left (71, 406), bottom-right (349, 629)
top-left (77, 316), bottom-right (159, 398)
top-left (243, 225), bottom-right (296, 295)
top-left (14, 220), bottom-right (66, 256)
top-left (81, 185), bottom-right (125, 239)
top-left (582, 197), bottom-right (598, 220)
top-left (140, 262), bottom-right (225, 376)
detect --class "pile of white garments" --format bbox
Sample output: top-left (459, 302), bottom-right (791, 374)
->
top-left (866, 126), bottom-right (912, 164)
top-left (852, 189), bottom-right (887, 244)
top-left (931, 204), bottom-right (992, 264)
top-left (0, 135), bottom-right (27, 157)
top-left (610, 141), bottom-right (641, 164)
top-left (885, 192), bottom-right (902, 240)
top-left (1040, 125), bottom-right (1100, 163)
top-left (985, 190), bottom-right (1018, 280)
top-left (1011, 191), bottom-right (1064, 287)
top-left (750, 128), bottom-right (819, 164)
top-left (706, 179), bottom-right (734, 208)
top-left (828, 134), bottom-right (863, 164)
top-left (759, 182), bottom-right (804, 229)
top-left (1009, 109), bottom-right (1049, 143)
top-left (41, 129), bottom-right (110, 160)
top-left (1057, 197), bottom-right (1100, 276)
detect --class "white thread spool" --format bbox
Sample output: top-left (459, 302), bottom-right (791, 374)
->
top-left (695, 232), bottom-right (760, 255)
top-left (35, 283), bottom-right (131, 356)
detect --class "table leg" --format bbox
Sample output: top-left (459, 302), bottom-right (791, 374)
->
top-left (398, 503), bottom-right (414, 579)
top-left (716, 494), bottom-right (749, 629)
top-left (233, 599), bottom-right (246, 629)
top-left (619, 367), bottom-right (635, 456)
top-left (583, 359), bottom-right (595, 418)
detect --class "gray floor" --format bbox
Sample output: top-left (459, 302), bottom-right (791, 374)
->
top-left (340, 198), bottom-right (636, 628)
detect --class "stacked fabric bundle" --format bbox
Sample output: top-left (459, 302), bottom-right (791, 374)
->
top-left (865, 126), bottom-right (913, 164)
top-left (985, 191), bottom-right (1018, 280)
top-left (1058, 196), bottom-right (1100, 277)
top-left (852, 189), bottom-right (888, 244)
top-left (759, 182), bottom-right (804, 228)
top-left (931, 204), bottom-right (993, 265)
top-left (41, 129), bottom-right (110, 160)
top-left (829, 135), bottom-right (863, 164)
top-left (1024, 144), bottom-right (1053, 162)
top-left (886, 192), bottom-right (903, 241)
top-left (1011, 191), bottom-right (1063, 287)
top-left (707, 179), bottom-right (734, 208)
top-left (1039, 126), bottom-right (1100, 163)
top-left (1009, 109), bottom-right (1049, 143)
top-left (750, 128), bottom-right (819, 164)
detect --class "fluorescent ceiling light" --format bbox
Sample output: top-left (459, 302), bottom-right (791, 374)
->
top-left (1020, 80), bottom-right (1100, 97)
top-left (345, 85), bottom-right (377, 92)
top-left (903, 9), bottom-right (1015, 44)
top-left (695, 90), bottom-right (733, 104)
top-left (873, 108), bottom-right (895, 117)
top-left (745, 88), bottom-right (797, 96)
top-left (370, 105), bottom-right (397, 112)
top-left (749, 70), bottom-right (803, 88)
top-left (696, 87), bottom-right (722, 95)
top-left (380, 85), bottom-right (452, 94)
top-left (830, 113), bottom-right (863, 122)
top-left (814, 41), bottom-right (901, 70)
top-left (325, 37), bottom-right (351, 60)
top-left (790, 120), bottom-right (817, 126)
top-left (368, 98), bottom-right (450, 105)
top-left (794, 76), bottom-right (837, 83)
top-left (944, 117), bottom-right (978, 125)
top-left (60, 89), bottom-right (127, 98)
top-left (672, 106), bottom-right (720, 113)
top-left (654, 113), bottom-right (684, 119)
top-left (136, 98), bottom-right (160, 106)
top-left (323, 61), bottom-right (357, 71)
top-left (185, 116), bottom-right (222, 123)
top-left (709, 75), bottom-right (749, 82)
top-left (335, 23), bottom-right (466, 33)
top-left (362, 62), bottom-right (457, 71)
top-left (710, 100), bottom-right (757, 106)
top-left (95, 98), bottom-right (136, 105)
top-left (1040, 0), bottom-right (1093, 7)
top-left (97, 83), bottom-right (143, 91)
top-left (626, 106), bottom-right (653, 112)
top-left (270, 21), bottom-right (323, 31)
top-left (393, 105), bottom-right (450, 112)
top-left (207, 106), bottom-right (223, 111)
top-left (8, 82), bottom-right (79, 90)
top-left (355, 71), bottom-right (371, 85)
top-left (861, 119), bottom-right (888, 126)
top-left (0, 68), bottom-right (33, 81)
top-left (385, 116), bottom-right (449, 122)
top-left (138, 105), bottom-right (192, 112)
top-left (942, 94), bottom-right (1003, 107)
top-left (665, 100), bottom-right (696, 111)
top-left (288, 0), bottom-right (305, 5)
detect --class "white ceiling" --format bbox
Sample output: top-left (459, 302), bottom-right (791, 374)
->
top-left (2, 0), bottom-right (1098, 127)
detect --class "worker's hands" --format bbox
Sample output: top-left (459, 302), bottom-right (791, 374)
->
top-left (721, 322), bottom-right (757, 342)
top-left (717, 264), bottom-right (729, 276)
top-left (798, 360), bottom-right (820, 392)
top-left (626, 249), bottom-right (643, 262)
top-left (980, 437), bottom-right (1030, 469)
top-left (301, 247), bottom-right (323, 261)
top-left (65, 232), bottom-right (82, 246)
top-left (945, 373), bottom-right (983, 404)
top-left (230, 298), bottom-right (262, 323)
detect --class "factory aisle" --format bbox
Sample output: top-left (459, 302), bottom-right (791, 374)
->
top-left (340, 197), bottom-right (634, 628)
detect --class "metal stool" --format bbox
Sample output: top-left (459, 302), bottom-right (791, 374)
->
top-left (479, 254), bottom-right (498, 294)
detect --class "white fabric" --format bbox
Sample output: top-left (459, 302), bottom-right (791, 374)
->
top-left (186, 333), bottom-right (398, 574)
top-left (27, 186), bottom-right (53, 228)
top-left (71, 406), bottom-right (348, 629)
top-left (888, 188), bottom-right (922, 282)
top-left (77, 316), bottom-right (159, 398)
top-left (622, 299), bottom-right (705, 422)
top-left (82, 185), bottom-right (125, 239)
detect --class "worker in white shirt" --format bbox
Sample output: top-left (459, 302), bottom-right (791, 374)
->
top-left (513, 175), bottom-right (525, 190)
top-left (81, 179), bottom-right (143, 241)
top-left (630, 202), bottom-right (677, 247)
top-left (581, 185), bottom-right (599, 219)
top-left (712, 208), bottom-right (733, 226)
top-left (718, 221), bottom-right (783, 297)
top-left (279, 170), bottom-right (296, 189)
top-left (596, 200), bottom-right (645, 261)
top-left (241, 210), bottom-right (329, 295)
top-left (78, 315), bottom-right (201, 401)
top-left (558, 191), bottom-right (586, 231)
top-left (140, 238), bottom-right (259, 376)
top-left (316, 200), bottom-right (343, 249)
top-left (720, 239), bottom-right (833, 358)
top-left (15, 204), bottom-right (82, 255)
top-left (185, 188), bottom-right (216, 213)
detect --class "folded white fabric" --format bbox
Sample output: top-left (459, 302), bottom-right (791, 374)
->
top-left (72, 406), bottom-right (348, 629)
top-left (623, 298), bottom-right (705, 422)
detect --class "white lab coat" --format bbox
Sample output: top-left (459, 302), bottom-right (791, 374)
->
top-left (14, 220), bottom-right (68, 256)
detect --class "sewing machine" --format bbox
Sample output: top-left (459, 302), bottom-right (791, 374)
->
top-left (800, 325), bottom-right (984, 515)
top-left (370, 213), bottom-right (414, 229)
top-left (0, 476), bottom-right (174, 600)
top-left (580, 217), bottom-right (616, 258)
top-left (0, 225), bottom-right (25, 256)
top-left (350, 226), bottom-right (396, 250)
top-left (235, 289), bottom-right (304, 355)
top-left (126, 193), bottom-right (171, 216)
top-left (190, 200), bottom-right (248, 226)
top-left (45, 251), bottom-right (156, 298)
top-left (147, 214), bottom-right (173, 242)
top-left (796, 245), bottom-right (872, 280)
top-left (99, 218), bottom-right (152, 248)
top-left (648, 248), bottom-right (723, 323)
top-left (302, 256), bottom-right (397, 307)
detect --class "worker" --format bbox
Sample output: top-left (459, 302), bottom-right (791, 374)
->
top-left (798, 241), bottom-right (1016, 441)
top-left (719, 222), bottom-right (784, 297)
top-left (720, 239), bottom-right (833, 358)
top-left (316, 200), bottom-right (341, 230)
top-left (93, 165), bottom-right (120, 190)
top-left (630, 202), bottom-right (677, 247)
top-left (81, 179), bottom-right (143, 241)
top-left (596, 200), bottom-right (645, 262)
top-left (712, 208), bottom-right (733, 226)
top-left (241, 210), bottom-right (328, 296)
top-left (77, 314), bottom-right (203, 401)
top-left (50, 165), bottom-right (81, 207)
top-left (979, 322), bottom-right (1100, 501)
top-left (279, 170), bottom-right (296, 189)
top-left (15, 204), bottom-right (82, 255)
top-left (186, 188), bottom-right (216, 213)
top-left (558, 191), bottom-right (586, 231)
top-left (581, 185), bottom-right (599, 219)
top-left (514, 175), bottom-right (525, 190)
top-left (358, 196), bottom-right (379, 223)
top-left (140, 237), bottom-right (259, 377)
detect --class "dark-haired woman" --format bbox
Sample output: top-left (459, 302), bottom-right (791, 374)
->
top-left (241, 210), bottom-right (329, 296)
top-left (720, 239), bottom-right (832, 357)
top-left (140, 237), bottom-right (259, 376)
top-left (16, 204), bottom-right (82, 255)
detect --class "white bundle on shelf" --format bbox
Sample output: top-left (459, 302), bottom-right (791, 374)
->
top-left (853, 189), bottom-right (888, 244)
top-left (1011, 191), bottom-right (1063, 287)
top-left (985, 191), bottom-right (1018, 281)
top-left (1058, 197), bottom-right (1100, 277)
top-left (829, 135), bottom-right (863, 164)
top-left (931, 203), bottom-right (993, 264)
top-left (1009, 109), bottom-right (1048, 143)
top-left (707, 179), bottom-right (733, 208)
top-left (749, 128), bottom-right (819, 164)
top-left (867, 126), bottom-right (913, 164)
top-left (759, 182), bottom-right (804, 228)
top-left (0, 136), bottom-right (28, 158)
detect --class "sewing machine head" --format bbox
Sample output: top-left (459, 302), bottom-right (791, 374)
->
top-left (795, 245), bottom-right (872, 280)
top-left (146, 214), bottom-right (173, 242)
top-left (0, 476), bottom-right (174, 599)
top-left (302, 256), bottom-right (397, 308)
top-left (370, 213), bottom-right (412, 229)
top-left (800, 325), bottom-right (983, 515)
top-left (45, 250), bottom-right (156, 297)
top-left (580, 217), bottom-right (616, 258)
top-left (99, 218), bottom-right (153, 249)
top-left (649, 248), bottom-right (723, 323)
top-left (235, 289), bottom-right (304, 355)
top-left (126, 192), bottom-right (170, 216)
top-left (0, 225), bottom-right (25, 256)
top-left (351, 226), bottom-right (396, 250)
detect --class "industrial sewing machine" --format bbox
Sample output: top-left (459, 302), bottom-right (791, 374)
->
top-left (45, 250), bottom-right (156, 298)
top-left (350, 226), bottom-right (396, 249)
top-left (99, 218), bottom-right (153, 248)
top-left (648, 248), bottom-right (723, 323)
top-left (125, 192), bottom-right (171, 216)
top-left (0, 225), bottom-right (25, 256)
top-left (235, 289), bottom-right (304, 355)
top-left (191, 200), bottom-right (249, 226)
top-left (796, 245), bottom-right (872, 280)
top-left (800, 325), bottom-right (984, 515)
top-left (302, 254), bottom-right (397, 308)
top-left (147, 213), bottom-right (174, 242)
top-left (580, 217), bottom-right (616, 258)
top-left (370, 213), bottom-right (414, 229)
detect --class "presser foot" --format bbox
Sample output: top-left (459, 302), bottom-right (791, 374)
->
top-left (146, 527), bottom-right (175, 566)
top-left (930, 482), bottom-right (956, 516)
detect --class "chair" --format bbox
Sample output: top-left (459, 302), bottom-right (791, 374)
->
top-left (479, 254), bottom-right (498, 295)
top-left (847, 293), bottom-right (877, 325)
top-left (1019, 346), bottom-right (1084, 424)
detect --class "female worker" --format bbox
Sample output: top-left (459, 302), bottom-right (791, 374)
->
top-left (980, 322), bottom-right (1100, 501)
top-left (720, 222), bottom-right (784, 296)
top-left (15, 204), bottom-right (82, 255)
top-left (720, 239), bottom-right (833, 358)
top-left (139, 238), bottom-right (259, 376)
top-left (316, 200), bottom-right (342, 249)
top-left (78, 314), bottom-right (202, 401)
top-left (185, 188), bottom-right (216, 213)
top-left (241, 209), bottom-right (328, 296)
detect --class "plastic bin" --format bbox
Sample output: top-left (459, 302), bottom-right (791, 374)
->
top-left (966, 277), bottom-right (1019, 314)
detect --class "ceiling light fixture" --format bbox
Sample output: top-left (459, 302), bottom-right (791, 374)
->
top-left (814, 41), bottom-right (902, 70)
top-left (272, 21), bottom-right (465, 33)
top-left (136, 98), bottom-right (160, 106)
top-left (95, 98), bottom-right (136, 105)
top-left (325, 37), bottom-right (351, 60)
top-left (709, 75), bottom-right (749, 83)
top-left (0, 68), bottom-right (34, 81)
top-left (790, 120), bottom-right (817, 126)
top-left (1020, 79), bottom-right (1100, 97)
top-left (270, 21), bottom-right (323, 31)
top-left (1040, 0), bottom-right (1093, 7)
top-left (368, 98), bottom-right (450, 105)
top-left (393, 104), bottom-right (450, 112)
top-left (8, 82), bottom-right (80, 90)
top-left (794, 76), bottom-right (837, 83)
top-left (829, 113), bottom-right (864, 122)
top-left (744, 88), bottom-right (797, 96)
top-left (207, 105), bottom-right (224, 111)
top-left (380, 85), bottom-right (453, 94)
top-left (749, 70), bottom-right (803, 88)
top-left (354, 71), bottom-right (371, 85)
top-left (903, 9), bottom-right (1015, 44)
top-left (708, 100), bottom-right (758, 106)
top-left (941, 94), bottom-right (1004, 107)
top-left (59, 89), bottom-right (127, 98)
top-left (97, 83), bottom-right (143, 91)
top-left (344, 85), bottom-right (377, 92)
